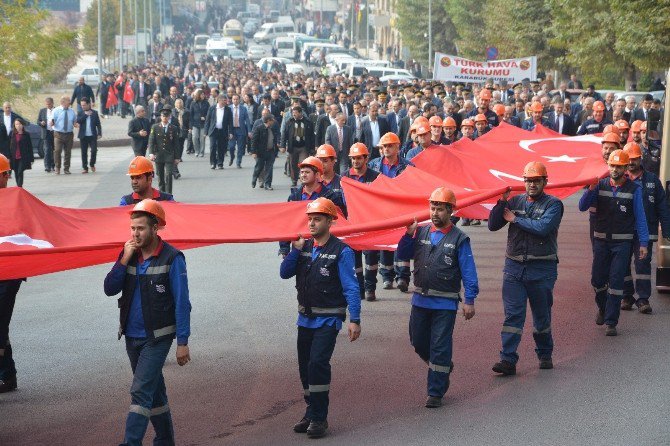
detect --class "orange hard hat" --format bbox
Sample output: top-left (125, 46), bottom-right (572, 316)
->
top-left (414, 116), bottom-right (429, 126)
top-left (428, 187), bottom-right (457, 206)
top-left (305, 197), bottom-right (339, 220)
top-left (593, 101), bottom-right (605, 111)
top-left (379, 132), bottom-right (401, 145)
top-left (641, 121), bottom-right (647, 131)
top-left (493, 104), bottom-right (505, 117)
top-left (429, 116), bottom-right (443, 126)
top-left (461, 118), bottom-right (474, 128)
top-left (474, 113), bottom-right (488, 123)
top-left (479, 89), bottom-right (492, 100)
top-left (614, 120), bottom-right (630, 130)
top-left (608, 149), bottom-right (629, 166)
top-left (127, 156), bottom-right (154, 176)
top-left (349, 142), bottom-right (369, 157)
top-left (316, 144), bottom-right (337, 158)
top-left (623, 142), bottom-right (642, 159)
top-left (601, 132), bottom-right (620, 145)
top-left (603, 124), bottom-right (621, 136)
top-left (0, 154), bottom-right (9, 173)
top-left (530, 102), bottom-right (544, 113)
top-left (523, 161), bottom-right (548, 178)
top-left (129, 199), bottom-right (167, 227)
top-left (442, 116), bottom-right (457, 128)
top-left (298, 156), bottom-right (324, 174)
top-left (630, 120), bottom-right (643, 132)
top-left (415, 124), bottom-right (431, 136)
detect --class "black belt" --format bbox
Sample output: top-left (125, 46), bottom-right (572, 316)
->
top-left (55, 131), bottom-right (73, 135)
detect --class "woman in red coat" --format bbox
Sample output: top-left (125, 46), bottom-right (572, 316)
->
top-left (8, 119), bottom-right (34, 187)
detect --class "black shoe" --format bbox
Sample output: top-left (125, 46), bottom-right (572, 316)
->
top-left (605, 325), bottom-right (617, 336)
top-left (365, 291), bottom-right (376, 301)
top-left (637, 299), bottom-right (652, 314)
top-left (306, 420), bottom-right (328, 438)
top-left (621, 295), bottom-right (635, 311)
top-left (237, 164), bottom-right (242, 169)
top-left (471, 219), bottom-right (481, 226)
top-left (492, 360), bottom-right (516, 376)
top-left (595, 310), bottom-right (605, 325)
top-left (173, 173), bottom-right (181, 179)
top-left (291, 181), bottom-right (297, 187)
top-left (383, 281), bottom-right (393, 290)
top-left (461, 220), bottom-right (471, 227)
top-left (64, 170), bottom-right (71, 174)
top-left (397, 279), bottom-right (409, 293)
top-left (425, 396), bottom-right (442, 408)
top-left (259, 183), bottom-right (265, 188)
top-left (252, 180), bottom-right (256, 188)
top-left (539, 358), bottom-right (553, 370)
top-left (293, 417), bottom-right (310, 433)
top-left (228, 158), bottom-right (233, 166)
top-left (211, 164), bottom-right (216, 169)
top-left (0, 375), bottom-right (17, 393)
top-left (218, 165), bottom-right (224, 170)
top-left (264, 185), bottom-right (273, 190)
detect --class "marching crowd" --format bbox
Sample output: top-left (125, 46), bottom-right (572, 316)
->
top-left (0, 27), bottom-right (668, 444)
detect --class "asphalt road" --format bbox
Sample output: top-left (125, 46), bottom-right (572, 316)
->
top-left (2, 147), bottom-right (670, 446)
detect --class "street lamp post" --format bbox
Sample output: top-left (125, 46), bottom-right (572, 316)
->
top-left (428, 0), bottom-right (432, 75)
top-left (134, 0), bottom-right (138, 65)
top-left (98, 0), bottom-right (102, 81)
top-left (149, 0), bottom-right (153, 57)
top-left (143, 0), bottom-right (147, 61)
top-left (120, 0), bottom-right (124, 70)
top-left (365, 0), bottom-right (369, 58)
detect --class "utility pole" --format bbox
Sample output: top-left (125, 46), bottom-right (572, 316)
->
top-left (98, 0), bottom-right (103, 81)
top-left (428, 0), bottom-right (432, 75)
top-left (365, 0), bottom-right (369, 58)
top-left (134, 0), bottom-right (138, 65)
top-left (143, 0), bottom-right (147, 61)
top-left (350, 0), bottom-right (354, 45)
top-left (120, 0), bottom-right (124, 70)
top-left (149, 0), bottom-right (153, 57)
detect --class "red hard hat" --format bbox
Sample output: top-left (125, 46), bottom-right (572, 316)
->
top-left (306, 197), bottom-right (339, 220)
top-left (493, 104), bottom-right (505, 117)
top-left (127, 156), bottom-right (154, 176)
top-left (614, 120), bottom-right (630, 130)
top-left (316, 144), bottom-right (337, 158)
top-left (601, 132), bottom-right (621, 145)
top-left (530, 102), bottom-right (544, 113)
top-left (461, 118), bottom-right (474, 128)
top-left (630, 120), bottom-right (643, 132)
top-left (608, 149), bottom-right (629, 166)
top-left (623, 142), bottom-right (642, 159)
top-left (442, 116), bottom-right (457, 128)
top-left (298, 156), bottom-right (324, 174)
top-left (474, 113), bottom-right (487, 123)
top-left (349, 142), bottom-right (369, 157)
top-left (129, 199), bottom-right (167, 227)
top-left (603, 124), bottom-right (621, 136)
top-left (428, 187), bottom-right (456, 206)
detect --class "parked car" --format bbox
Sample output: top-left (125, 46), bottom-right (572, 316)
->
top-left (14, 112), bottom-right (43, 159)
top-left (285, 63), bottom-right (304, 74)
top-left (66, 67), bottom-right (109, 87)
top-left (228, 49), bottom-right (246, 60)
top-left (247, 45), bottom-right (267, 61)
top-left (256, 57), bottom-right (290, 73)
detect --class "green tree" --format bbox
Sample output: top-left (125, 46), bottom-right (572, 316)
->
top-left (444, 0), bottom-right (484, 59)
top-left (397, 0), bottom-right (458, 68)
top-left (82, 0), bottom-right (141, 61)
top-left (0, 0), bottom-right (77, 101)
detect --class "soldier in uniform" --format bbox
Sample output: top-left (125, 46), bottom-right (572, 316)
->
top-left (147, 106), bottom-right (181, 194)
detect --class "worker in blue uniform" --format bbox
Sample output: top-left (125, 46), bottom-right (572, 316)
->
top-left (342, 142), bottom-right (381, 300)
top-left (488, 162), bottom-right (564, 375)
top-left (120, 156), bottom-right (175, 206)
top-left (278, 156), bottom-right (345, 257)
top-left (315, 144), bottom-right (343, 197)
top-left (280, 197), bottom-right (361, 439)
top-left (104, 199), bottom-right (192, 446)
top-left (579, 150), bottom-right (649, 336)
top-left (621, 142), bottom-right (670, 314)
top-left (397, 187), bottom-right (478, 407)
top-left (406, 123), bottom-right (434, 160)
top-left (577, 101), bottom-right (613, 135)
top-left (367, 132), bottom-right (414, 294)
top-left (521, 102), bottom-right (552, 131)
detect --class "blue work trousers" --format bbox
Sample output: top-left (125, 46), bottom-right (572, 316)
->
top-left (500, 269), bottom-right (555, 364)
top-left (297, 324), bottom-right (338, 422)
top-left (228, 127), bottom-right (247, 167)
top-left (0, 280), bottom-right (21, 380)
top-left (123, 336), bottom-right (175, 446)
top-left (409, 306), bottom-right (456, 398)
top-left (592, 239), bottom-right (632, 326)
top-left (623, 239), bottom-right (653, 302)
top-left (364, 250), bottom-right (410, 290)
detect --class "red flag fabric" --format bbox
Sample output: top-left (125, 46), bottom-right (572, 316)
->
top-left (0, 124), bottom-right (606, 279)
top-left (123, 82), bottom-right (135, 104)
top-left (106, 86), bottom-right (119, 108)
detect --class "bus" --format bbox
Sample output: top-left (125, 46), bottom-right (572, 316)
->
top-left (223, 19), bottom-right (244, 48)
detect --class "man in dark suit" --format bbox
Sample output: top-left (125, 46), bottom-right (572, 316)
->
top-left (147, 105), bottom-right (181, 193)
top-left (631, 94), bottom-right (654, 124)
top-left (280, 105), bottom-right (315, 186)
top-left (501, 105), bottom-right (521, 127)
top-left (71, 77), bottom-right (95, 113)
top-left (127, 106), bottom-right (152, 156)
top-left (498, 80), bottom-right (514, 104)
top-left (204, 95), bottom-right (233, 169)
top-left (567, 74), bottom-right (583, 89)
top-left (315, 104), bottom-right (339, 147)
top-left (38, 97), bottom-right (56, 172)
top-left (132, 74), bottom-right (152, 108)
top-left (147, 91), bottom-right (164, 124)
top-left (269, 89), bottom-right (285, 126)
top-left (250, 114), bottom-right (278, 190)
top-left (546, 97), bottom-right (576, 135)
top-left (311, 99), bottom-right (326, 128)
top-left (553, 82), bottom-right (569, 102)
top-left (76, 98), bottom-right (102, 173)
top-left (324, 113), bottom-right (354, 174)
top-left (0, 102), bottom-right (19, 160)
top-left (385, 99), bottom-right (402, 135)
top-left (360, 101), bottom-right (390, 159)
top-left (228, 94), bottom-right (251, 168)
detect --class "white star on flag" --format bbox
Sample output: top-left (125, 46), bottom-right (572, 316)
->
top-left (542, 155), bottom-right (585, 163)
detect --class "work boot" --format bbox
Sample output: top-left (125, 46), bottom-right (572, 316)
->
top-left (621, 295), bottom-right (635, 311)
top-left (539, 358), bottom-right (553, 370)
top-left (293, 417), bottom-right (310, 433)
top-left (471, 219), bottom-right (481, 226)
top-left (492, 360), bottom-right (516, 376)
top-left (397, 279), bottom-right (409, 293)
top-left (383, 281), bottom-right (394, 290)
top-left (595, 309), bottom-right (605, 325)
top-left (0, 375), bottom-right (17, 393)
top-left (425, 396), bottom-right (442, 408)
top-left (605, 325), bottom-right (617, 336)
top-left (306, 420), bottom-right (328, 438)
top-left (637, 299), bottom-right (652, 314)
top-left (365, 291), bottom-right (376, 302)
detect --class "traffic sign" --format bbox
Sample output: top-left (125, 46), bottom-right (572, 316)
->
top-left (486, 46), bottom-right (499, 61)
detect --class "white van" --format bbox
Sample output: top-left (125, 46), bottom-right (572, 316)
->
top-left (253, 21), bottom-right (295, 43)
top-left (194, 34), bottom-right (209, 52)
top-left (344, 62), bottom-right (398, 77)
top-left (273, 36), bottom-right (296, 59)
top-left (206, 39), bottom-right (231, 60)
top-left (300, 42), bottom-right (344, 62)
top-left (366, 67), bottom-right (414, 79)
